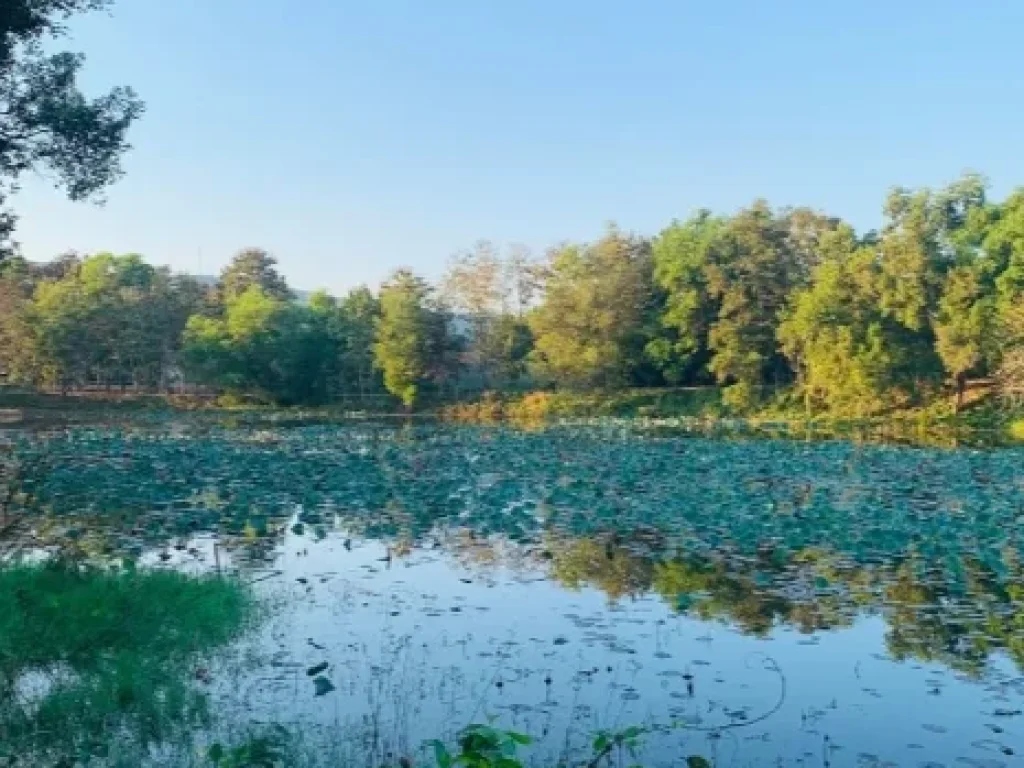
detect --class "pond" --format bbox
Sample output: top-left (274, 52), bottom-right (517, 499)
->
top-left (2, 419), bottom-right (1024, 767)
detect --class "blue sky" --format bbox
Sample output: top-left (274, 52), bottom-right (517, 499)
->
top-left (14, 0), bottom-right (1024, 294)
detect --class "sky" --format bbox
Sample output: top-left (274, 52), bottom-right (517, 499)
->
top-left (12, 0), bottom-right (1024, 294)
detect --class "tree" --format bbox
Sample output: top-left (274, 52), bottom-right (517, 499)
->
top-left (934, 267), bottom-right (993, 409)
top-left (182, 285), bottom-right (337, 405)
top-left (7, 253), bottom-right (202, 389)
top-left (374, 270), bottom-right (432, 408)
top-left (986, 190), bottom-right (1024, 310)
top-left (702, 202), bottom-right (816, 406)
top-left (442, 242), bottom-right (534, 388)
top-left (996, 298), bottom-right (1024, 400)
top-left (0, 1), bottom-right (143, 260)
top-left (218, 249), bottom-right (293, 303)
top-left (336, 286), bottom-right (382, 397)
top-left (646, 210), bottom-right (722, 384)
top-left (779, 233), bottom-right (935, 414)
top-left (529, 227), bottom-right (653, 388)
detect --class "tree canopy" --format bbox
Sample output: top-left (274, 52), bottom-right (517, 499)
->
top-left (3, 172), bottom-right (1024, 413)
top-left (0, 0), bottom-right (143, 259)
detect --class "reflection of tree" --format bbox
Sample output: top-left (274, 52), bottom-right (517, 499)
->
top-left (551, 536), bottom-right (655, 601)
top-left (546, 532), bottom-right (1024, 676)
top-left (883, 553), bottom-right (1024, 675)
top-left (652, 558), bottom-right (791, 635)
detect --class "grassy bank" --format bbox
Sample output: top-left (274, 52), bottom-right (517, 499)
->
top-left (0, 561), bottom-right (254, 764)
top-left (441, 387), bottom-right (1024, 444)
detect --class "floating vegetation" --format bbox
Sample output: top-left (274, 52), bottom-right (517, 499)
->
top-left (1, 418), bottom-right (1023, 765)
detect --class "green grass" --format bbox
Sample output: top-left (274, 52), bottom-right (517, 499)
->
top-left (0, 561), bottom-right (254, 763)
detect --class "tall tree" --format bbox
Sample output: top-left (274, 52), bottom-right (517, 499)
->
top-left (996, 298), bottom-right (1024, 399)
top-left (986, 190), bottom-right (1024, 310)
top-left (646, 210), bottom-right (722, 384)
top-left (702, 202), bottom-right (822, 406)
top-left (9, 254), bottom-right (201, 389)
top-left (183, 286), bottom-right (336, 405)
top-left (442, 242), bottom-right (533, 388)
top-left (0, 1), bottom-right (143, 260)
top-left (337, 286), bottom-right (382, 397)
top-left (374, 270), bottom-right (432, 408)
top-left (218, 248), bottom-right (293, 303)
top-left (934, 266), bottom-right (993, 409)
top-left (529, 227), bottom-right (653, 388)
top-left (779, 230), bottom-right (935, 414)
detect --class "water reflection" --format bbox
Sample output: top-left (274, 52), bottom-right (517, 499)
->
top-left (3, 421), bottom-right (1024, 765)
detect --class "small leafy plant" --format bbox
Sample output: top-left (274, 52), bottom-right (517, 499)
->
top-left (207, 725), bottom-right (290, 767)
top-left (429, 723), bottom-right (532, 768)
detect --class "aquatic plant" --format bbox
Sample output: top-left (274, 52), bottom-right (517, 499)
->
top-left (0, 561), bottom-right (254, 763)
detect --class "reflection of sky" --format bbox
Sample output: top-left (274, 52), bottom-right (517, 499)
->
top-left (154, 524), bottom-right (1024, 767)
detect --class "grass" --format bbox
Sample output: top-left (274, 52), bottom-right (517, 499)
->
top-left (0, 561), bottom-right (254, 764)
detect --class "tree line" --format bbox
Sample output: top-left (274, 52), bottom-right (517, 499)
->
top-left (1, 173), bottom-right (1022, 413)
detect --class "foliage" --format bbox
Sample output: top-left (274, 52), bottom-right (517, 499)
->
top-left (528, 227), bottom-right (653, 388)
top-left (0, 0), bottom-right (143, 259)
top-left (646, 210), bottom-right (722, 383)
top-left (935, 266), bottom-right (994, 405)
top-left (219, 248), bottom-right (293, 303)
top-left (0, 561), bottom-right (253, 762)
top-left (4, 253), bottom-right (204, 389)
top-left (3, 173), bottom-right (1024, 418)
top-left (997, 298), bottom-right (1024, 398)
top-left (442, 242), bottom-right (536, 387)
top-left (704, 203), bottom-right (819, 397)
top-left (334, 286), bottom-right (383, 397)
top-left (183, 286), bottom-right (338, 405)
top-left (374, 269), bottom-right (435, 407)
top-left (429, 724), bottom-right (532, 768)
top-left (207, 726), bottom-right (291, 768)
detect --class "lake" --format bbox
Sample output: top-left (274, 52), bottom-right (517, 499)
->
top-left (3, 418), bottom-right (1024, 767)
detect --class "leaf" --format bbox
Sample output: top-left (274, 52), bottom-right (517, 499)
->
top-left (686, 757), bottom-right (712, 768)
top-left (507, 731), bottom-right (533, 746)
top-left (312, 675), bottom-right (335, 696)
top-left (306, 661), bottom-right (328, 677)
top-left (207, 743), bottom-right (225, 764)
top-left (429, 740), bottom-right (452, 768)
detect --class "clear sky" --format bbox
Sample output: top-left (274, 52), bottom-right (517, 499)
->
top-left (13, 0), bottom-right (1024, 294)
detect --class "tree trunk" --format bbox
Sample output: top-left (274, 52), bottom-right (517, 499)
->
top-left (955, 374), bottom-right (965, 413)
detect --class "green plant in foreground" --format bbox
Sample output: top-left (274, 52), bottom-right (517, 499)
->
top-left (0, 561), bottom-right (254, 763)
top-left (429, 724), bottom-right (532, 768)
top-left (207, 725), bottom-right (290, 768)
top-left (427, 723), bottom-right (713, 768)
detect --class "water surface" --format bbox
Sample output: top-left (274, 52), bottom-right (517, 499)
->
top-left (4, 421), bottom-right (1024, 766)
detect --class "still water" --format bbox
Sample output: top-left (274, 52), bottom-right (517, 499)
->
top-left (6, 420), bottom-right (1024, 766)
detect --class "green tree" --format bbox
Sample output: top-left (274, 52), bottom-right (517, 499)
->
top-left (0, 1), bottom-right (143, 259)
top-left (8, 254), bottom-right (201, 389)
top-left (934, 266), bottom-right (993, 408)
top-left (703, 203), bottom-right (820, 406)
top-left (218, 248), bottom-right (293, 303)
top-left (779, 234), bottom-right (933, 414)
top-left (646, 210), bottom-right (722, 384)
top-left (528, 228), bottom-right (653, 388)
top-left (337, 286), bottom-right (382, 397)
top-left (985, 190), bottom-right (1024, 310)
top-left (996, 298), bottom-right (1024, 399)
top-left (183, 286), bottom-right (337, 405)
top-left (374, 270), bottom-right (432, 408)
